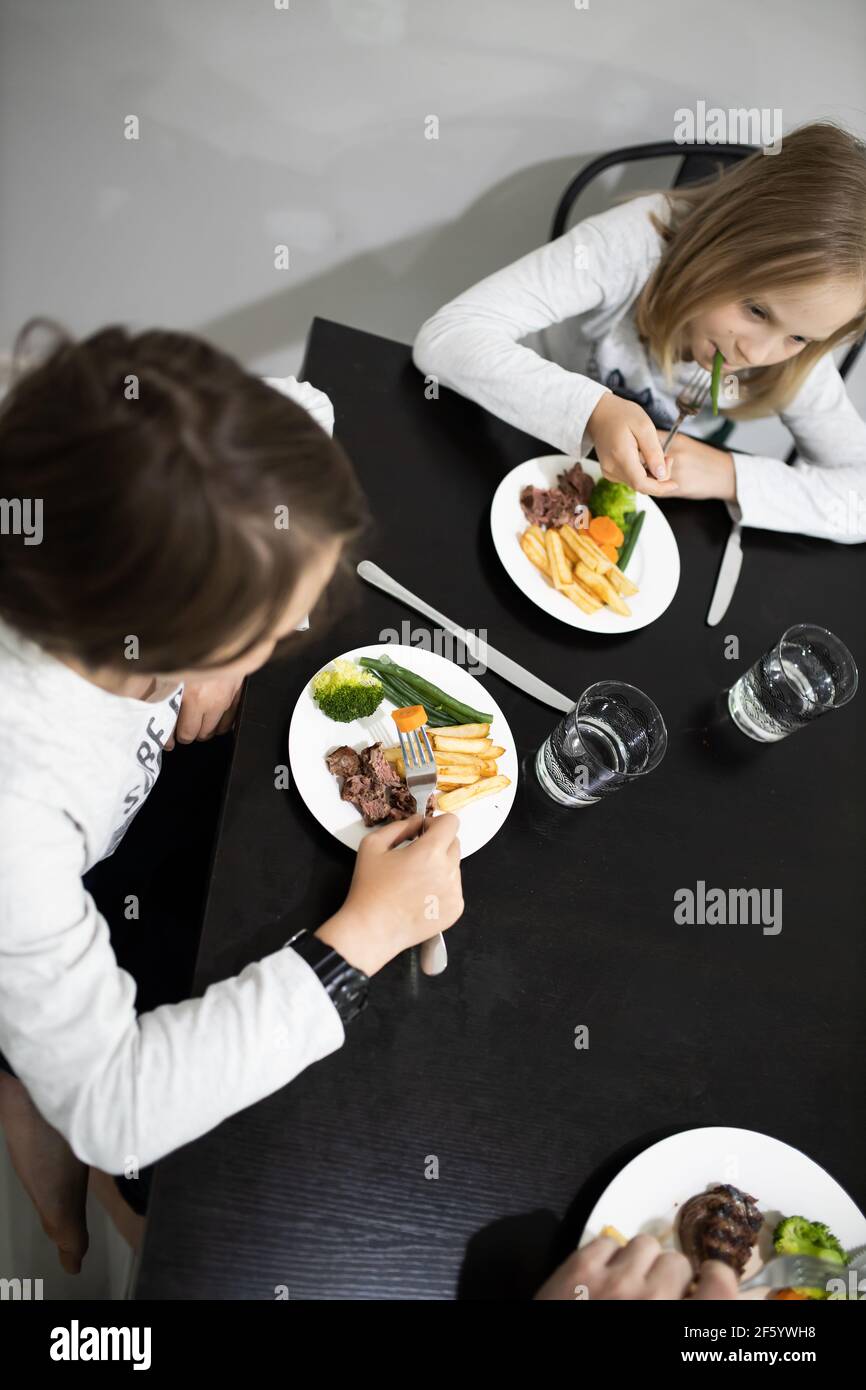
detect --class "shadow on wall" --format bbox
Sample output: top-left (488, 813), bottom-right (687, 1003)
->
top-left (196, 154), bottom-right (685, 366)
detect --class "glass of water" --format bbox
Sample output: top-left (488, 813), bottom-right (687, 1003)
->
top-left (535, 681), bottom-right (668, 806)
top-left (728, 623), bottom-right (858, 742)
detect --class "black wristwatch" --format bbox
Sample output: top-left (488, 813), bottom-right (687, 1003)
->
top-left (285, 928), bottom-right (369, 1026)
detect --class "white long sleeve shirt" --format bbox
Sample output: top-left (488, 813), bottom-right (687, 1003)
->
top-left (0, 375), bottom-right (344, 1173)
top-left (413, 193), bottom-right (866, 544)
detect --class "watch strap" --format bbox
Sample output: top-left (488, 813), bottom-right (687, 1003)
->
top-left (285, 928), bottom-right (369, 1025)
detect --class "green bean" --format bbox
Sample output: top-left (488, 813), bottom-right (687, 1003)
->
top-left (359, 655), bottom-right (493, 725)
top-left (371, 669), bottom-right (456, 726)
top-left (710, 348), bottom-right (724, 416)
top-left (617, 509), bottom-right (645, 573)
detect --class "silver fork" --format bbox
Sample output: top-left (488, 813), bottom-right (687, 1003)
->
top-left (394, 719), bottom-right (447, 977)
top-left (662, 363), bottom-right (712, 452)
top-left (739, 1254), bottom-right (854, 1294)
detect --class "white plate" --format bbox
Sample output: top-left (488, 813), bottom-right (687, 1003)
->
top-left (490, 454), bottom-right (680, 633)
top-left (579, 1126), bottom-right (866, 1295)
top-left (288, 643), bottom-right (518, 859)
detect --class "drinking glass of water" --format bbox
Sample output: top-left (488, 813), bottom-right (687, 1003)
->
top-left (728, 623), bottom-right (858, 743)
top-left (535, 681), bottom-right (668, 807)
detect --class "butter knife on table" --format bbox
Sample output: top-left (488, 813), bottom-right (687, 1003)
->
top-left (356, 561), bottom-right (574, 713)
top-left (706, 522), bottom-right (743, 627)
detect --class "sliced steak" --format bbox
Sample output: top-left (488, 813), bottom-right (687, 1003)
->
top-left (357, 787), bottom-right (392, 826)
top-left (677, 1184), bottom-right (763, 1276)
top-left (520, 484), bottom-right (571, 528)
top-left (326, 745), bottom-right (362, 779)
top-left (520, 481), bottom-right (589, 530)
top-left (340, 773), bottom-right (371, 804)
top-left (361, 742), bottom-right (401, 787)
top-left (559, 460), bottom-right (595, 506)
top-left (389, 784), bottom-right (438, 820)
top-left (327, 741), bottom-right (438, 828)
top-left (389, 783), bottom-right (418, 818)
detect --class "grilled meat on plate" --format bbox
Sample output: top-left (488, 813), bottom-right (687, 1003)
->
top-left (677, 1184), bottom-right (763, 1275)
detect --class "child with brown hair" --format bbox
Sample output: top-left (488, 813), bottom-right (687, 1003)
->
top-left (0, 323), bottom-right (464, 1269)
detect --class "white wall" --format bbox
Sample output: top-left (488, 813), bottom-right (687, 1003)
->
top-left (1, 0), bottom-right (864, 442)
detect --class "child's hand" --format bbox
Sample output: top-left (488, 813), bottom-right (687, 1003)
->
top-left (168, 674), bottom-right (244, 748)
top-left (315, 812), bottom-right (463, 976)
top-left (587, 395), bottom-right (680, 495)
top-left (655, 430), bottom-right (738, 502)
top-left (533, 1234), bottom-right (741, 1301)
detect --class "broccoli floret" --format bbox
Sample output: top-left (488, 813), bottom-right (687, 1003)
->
top-left (589, 478), bottom-right (637, 531)
top-left (773, 1216), bottom-right (847, 1263)
top-left (773, 1217), bottom-right (847, 1298)
top-left (310, 658), bottom-right (384, 722)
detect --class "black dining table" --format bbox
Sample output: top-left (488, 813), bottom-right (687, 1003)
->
top-left (134, 317), bottom-right (866, 1300)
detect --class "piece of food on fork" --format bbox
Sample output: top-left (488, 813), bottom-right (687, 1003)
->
top-left (390, 704), bottom-right (438, 814)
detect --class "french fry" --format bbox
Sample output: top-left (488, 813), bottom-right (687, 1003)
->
top-left (577, 530), bottom-right (613, 568)
top-left (544, 528), bottom-right (573, 591)
top-left (436, 774), bottom-right (510, 813)
top-left (565, 526), bottom-right (640, 599)
top-left (386, 730), bottom-right (507, 804)
top-left (569, 570), bottom-right (605, 606)
top-left (434, 723), bottom-right (490, 739)
top-left (435, 757), bottom-right (483, 773)
top-left (574, 559), bottom-right (615, 598)
top-left (520, 530), bottom-right (551, 578)
top-left (435, 770), bottom-right (480, 787)
top-left (430, 756), bottom-right (492, 778)
top-left (432, 735), bottom-right (493, 755)
top-left (600, 1225), bottom-right (628, 1248)
top-left (559, 522), bottom-right (588, 560)
top-left (574, 561), bottom-right (632, 617)
top-left (523, 517), bottom-right (639, 621)
top-left (433, 748), bottom-right (485, 769)
top-left (604, 589), bottom-right (632, 619)
top-left (561, 524), bottom-right (611, 574)
top-left (581, 532), bottom-right (639, 596)
top-left (559, 524), bottom-right (596, 568)
top-left (562, 581), bottom-right (602, 615)
top-left (604, 562), bottom-right (639, 598)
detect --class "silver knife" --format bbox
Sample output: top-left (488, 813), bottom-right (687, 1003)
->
top-left (706, 522), bottom-right (742, 626)
top-left (356, 561), bottom-right (574, 712)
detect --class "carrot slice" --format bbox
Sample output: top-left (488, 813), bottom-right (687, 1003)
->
top-left (599, 542), bottom-right (619, 563)
top-left (588, 515), bottom-right (625, 547)
top-left (392, 704), bottom-right (427, 733)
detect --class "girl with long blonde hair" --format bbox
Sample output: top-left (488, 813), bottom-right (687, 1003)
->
top-left (414, 122), bottom-right (866, 542)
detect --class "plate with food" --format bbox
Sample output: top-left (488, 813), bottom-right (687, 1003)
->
top-left (490, 454), bottom-right (680, 633)
top-left (578, 1126), bottom-right (866, 1300)
top-left (288, 643), bottom-right (518, 858)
